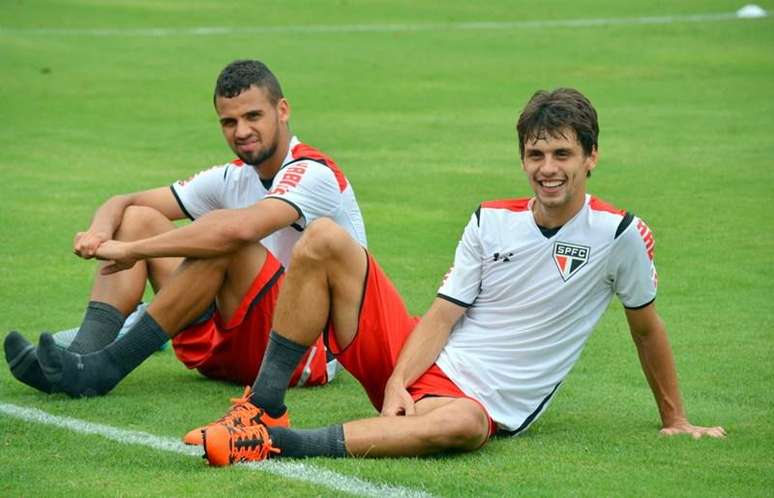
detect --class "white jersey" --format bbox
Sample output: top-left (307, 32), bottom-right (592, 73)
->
top-left (170, 136), bottom-right (367, 266)
top-left (436, 194), bottom-right (657, 433)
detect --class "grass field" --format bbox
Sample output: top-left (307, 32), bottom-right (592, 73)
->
top-left (1, 1), bottom-right (773, 496)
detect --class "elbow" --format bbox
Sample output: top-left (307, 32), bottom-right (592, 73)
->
top-left (212, 210), bottom-right (259, 246)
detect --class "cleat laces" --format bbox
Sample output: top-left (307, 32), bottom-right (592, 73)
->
top-left (229, 425), bottom-right (280, 463)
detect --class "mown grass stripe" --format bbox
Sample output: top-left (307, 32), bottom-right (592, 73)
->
top-left (0, 11), bottom-right (767, 37)
top-left (0, 402), bottom-right (435, 498)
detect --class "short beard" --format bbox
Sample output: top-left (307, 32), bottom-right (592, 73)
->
top-left (240, 141), bottom-right (277, 168)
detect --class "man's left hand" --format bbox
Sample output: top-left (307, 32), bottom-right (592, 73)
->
top-left (660, 420), bottom-right (726, 439)
top-left (95, 240), bottom-right (139, 274)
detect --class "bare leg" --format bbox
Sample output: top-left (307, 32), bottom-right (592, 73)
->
top-left (343, 397), bottom-right (490, 457)
top-left (36, 242), bottom-right (270, 397)
top-left (89, 205), bottom-right (182, 315)
top-left (4, 206), bottom-right (181, 393)
top-left (261, 396), bottom-right (490, 460)
top-left (272, 218), bottom-right (367, 348)
top-left (246, 219), bottom-right (366, 415)
top-left (145, 243), bottom-right (268, 336)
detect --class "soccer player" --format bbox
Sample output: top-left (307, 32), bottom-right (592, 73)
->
top-left (193, 88), bottom-right (725, 466)
top-left (4, 61), bottom-right (366, 422)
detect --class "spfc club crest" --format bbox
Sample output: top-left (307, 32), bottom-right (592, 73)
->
top-left (553, 242), bottom-right (590, 281)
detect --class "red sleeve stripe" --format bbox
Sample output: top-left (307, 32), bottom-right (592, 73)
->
top-left (480, 198), bottom-right (530, 212)
top-left (291, 143), bottom-right (348, 192)
top-left (589, 196), bottom-right (625, 215)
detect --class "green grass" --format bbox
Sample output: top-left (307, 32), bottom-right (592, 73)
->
top-left (1, 1), bottom-right (773, 496)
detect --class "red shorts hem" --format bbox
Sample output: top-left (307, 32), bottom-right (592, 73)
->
top-left (409, 364), bottom-right (497, 438)
top-left (171, 250), bottom-right (328, 387)
top-left (325, 251), bottom-right (419, 410)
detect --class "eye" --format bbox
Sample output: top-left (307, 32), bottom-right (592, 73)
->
top-left (220, 118), bottom-right (236, 128)
top-left (246, 111), bottom-right (262, 121)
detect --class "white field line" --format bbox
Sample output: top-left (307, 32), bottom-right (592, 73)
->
top-left (0, 11), bottom-right (768, 37)
top-left (0, 402), bottom-right (435, 498)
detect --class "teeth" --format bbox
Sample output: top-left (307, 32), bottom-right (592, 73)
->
top-left (541, 180), bottom-right (563, 187)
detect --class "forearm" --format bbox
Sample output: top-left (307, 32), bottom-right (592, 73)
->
top-left (631, 322), bottom-right (687, 427)
top-left (88, 195), bottom-right (135, 236)
top-left (127, 209), bottom-right (254, 259)
top-left (389, 301), bottom-right (462, 388)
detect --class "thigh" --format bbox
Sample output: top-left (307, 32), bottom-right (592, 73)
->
top-left (323, 235), bottom-right (369, 351)
top-left (216, 243), bottom-right (269, 323)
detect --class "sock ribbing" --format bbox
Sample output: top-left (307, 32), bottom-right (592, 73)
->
top-left (268, 425), bottom-right (347, 458)
top-left (250, 331), bottom-right (309, 417)
top-left (68, 301), bottom-right (126, 354)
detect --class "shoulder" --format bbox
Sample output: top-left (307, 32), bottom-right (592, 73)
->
top-left (174, 161), bottom-right (238, 188)
top-left (586, 196), bottom-right (637, 241)
top-left (290, 142), bottom-right (348, 192)
top-left (476, 197), bottom-right (531, 225)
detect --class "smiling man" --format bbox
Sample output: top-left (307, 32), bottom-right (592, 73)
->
top-left (194, 88), bottom-right (724, 466)
top-left (5, 61), bottom-right (366, 432)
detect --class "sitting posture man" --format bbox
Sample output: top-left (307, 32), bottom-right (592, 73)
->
top-left (5, 60), bottom-right (366, 426)
top-left (190, 88), bottom-right (724, 466)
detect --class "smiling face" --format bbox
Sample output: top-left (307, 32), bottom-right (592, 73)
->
top-left (522, 128), bottom-right (598, 227)
top-left (215, 85), bottom-right (290, 175)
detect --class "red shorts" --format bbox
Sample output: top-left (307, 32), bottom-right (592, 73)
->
top-left (172, 251), bottom-right (328, 387)
top-left (326, 252), bottom-right (496, 435)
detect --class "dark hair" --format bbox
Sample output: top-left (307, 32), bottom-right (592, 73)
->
top-left (516, 88), bottom-right (599, 159)
top-left (213, 60), bottom-right (284, 105)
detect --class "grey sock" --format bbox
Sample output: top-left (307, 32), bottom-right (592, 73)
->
top-left (37, 312), bottom-right (168, 397)
top-left (68, 301), bottom-right (126, 354)
top-left (103, 312), bottom-right (169, 377)
top-left (268, 425), bottom-right (347, 458)
top-left (250, 331), bottom-right (309, 417)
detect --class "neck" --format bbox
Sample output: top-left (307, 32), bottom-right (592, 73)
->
top-left (257, 132), bottom-right (291, 179)
top-left (532, 194), bottom-right (586, 228)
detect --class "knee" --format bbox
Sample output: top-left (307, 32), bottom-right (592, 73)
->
top-left (116, 206), bottom-right (173, 240)
top-left (290, 218), bottom-right (349, 266)
top-left (424, 405), bottom-right (489, 452)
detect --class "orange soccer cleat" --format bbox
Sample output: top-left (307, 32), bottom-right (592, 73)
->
top-left (182, 386), bottom-right (289, 445)
top-left (203, 423), bottom-right (280, 466)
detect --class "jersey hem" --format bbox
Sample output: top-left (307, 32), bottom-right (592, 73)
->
top-left (169, 185), bottom-right (195, 220)
top-left (437, 293), bottom-right (472, 308)
top-left (265, 195), bottom-right (304, 222)
top-left (623, 296), bottom-right (656, 310)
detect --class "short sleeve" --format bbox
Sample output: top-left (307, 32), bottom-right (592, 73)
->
top-left (437, 213), bottom-right (484, 307)
top-left (170, 165), bottom-right (228, 220)
top-left (265, 161), bottom-right (340, 226)
top-left (611, 217), bottom-right (658, 309)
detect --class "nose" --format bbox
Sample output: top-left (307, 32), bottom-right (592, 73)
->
top-left (540, 155), bottom-right (560, 175)
top-left (235, 119), bottom-right (252, 139)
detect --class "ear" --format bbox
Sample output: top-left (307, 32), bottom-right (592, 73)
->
top-left (585, 147), bottom-right (599, 174)
top-left (277, 98), bottom-right (290, 124)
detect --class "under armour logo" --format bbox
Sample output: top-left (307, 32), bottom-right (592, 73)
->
top-left (493, 252), bottom-right (513, 263)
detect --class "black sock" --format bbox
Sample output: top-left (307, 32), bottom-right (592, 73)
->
top-left (250, 331), bottom-right (309, 417)
top-left (4, 331), bottom-right (59, 394)
top-left (68, 301), bottom-right (126, 354)
top-left (268, 425), bottom-right (347, 458)
top-left (37, 312), bottom-right (168, 397)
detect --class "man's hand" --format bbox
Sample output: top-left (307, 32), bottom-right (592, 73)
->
top-left (95, 240), bottom-right (139, 274)
top-left (381, 377), bottom-right (416, 417)
top-left (73, 231), bottom-right (110, 259)
top-left (660, 420), bottom-right (726, 439)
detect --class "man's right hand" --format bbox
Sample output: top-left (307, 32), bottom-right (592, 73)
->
top-left (73, 231), bottom-right (109, 259)
top-left (95, 240), bottom-right (139, 274)
top-left (381, 377), bottom-right (416, 417)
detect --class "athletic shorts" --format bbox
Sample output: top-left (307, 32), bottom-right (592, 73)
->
top-left (325, 251), bottom-right (496, 436)
top-left (172, 251), bottom-right (328, 387)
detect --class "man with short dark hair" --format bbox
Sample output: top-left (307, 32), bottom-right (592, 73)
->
top-left (195, 88), bottom-right (725, 466)
top-left (5, 61), bottom-right (366, 440)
